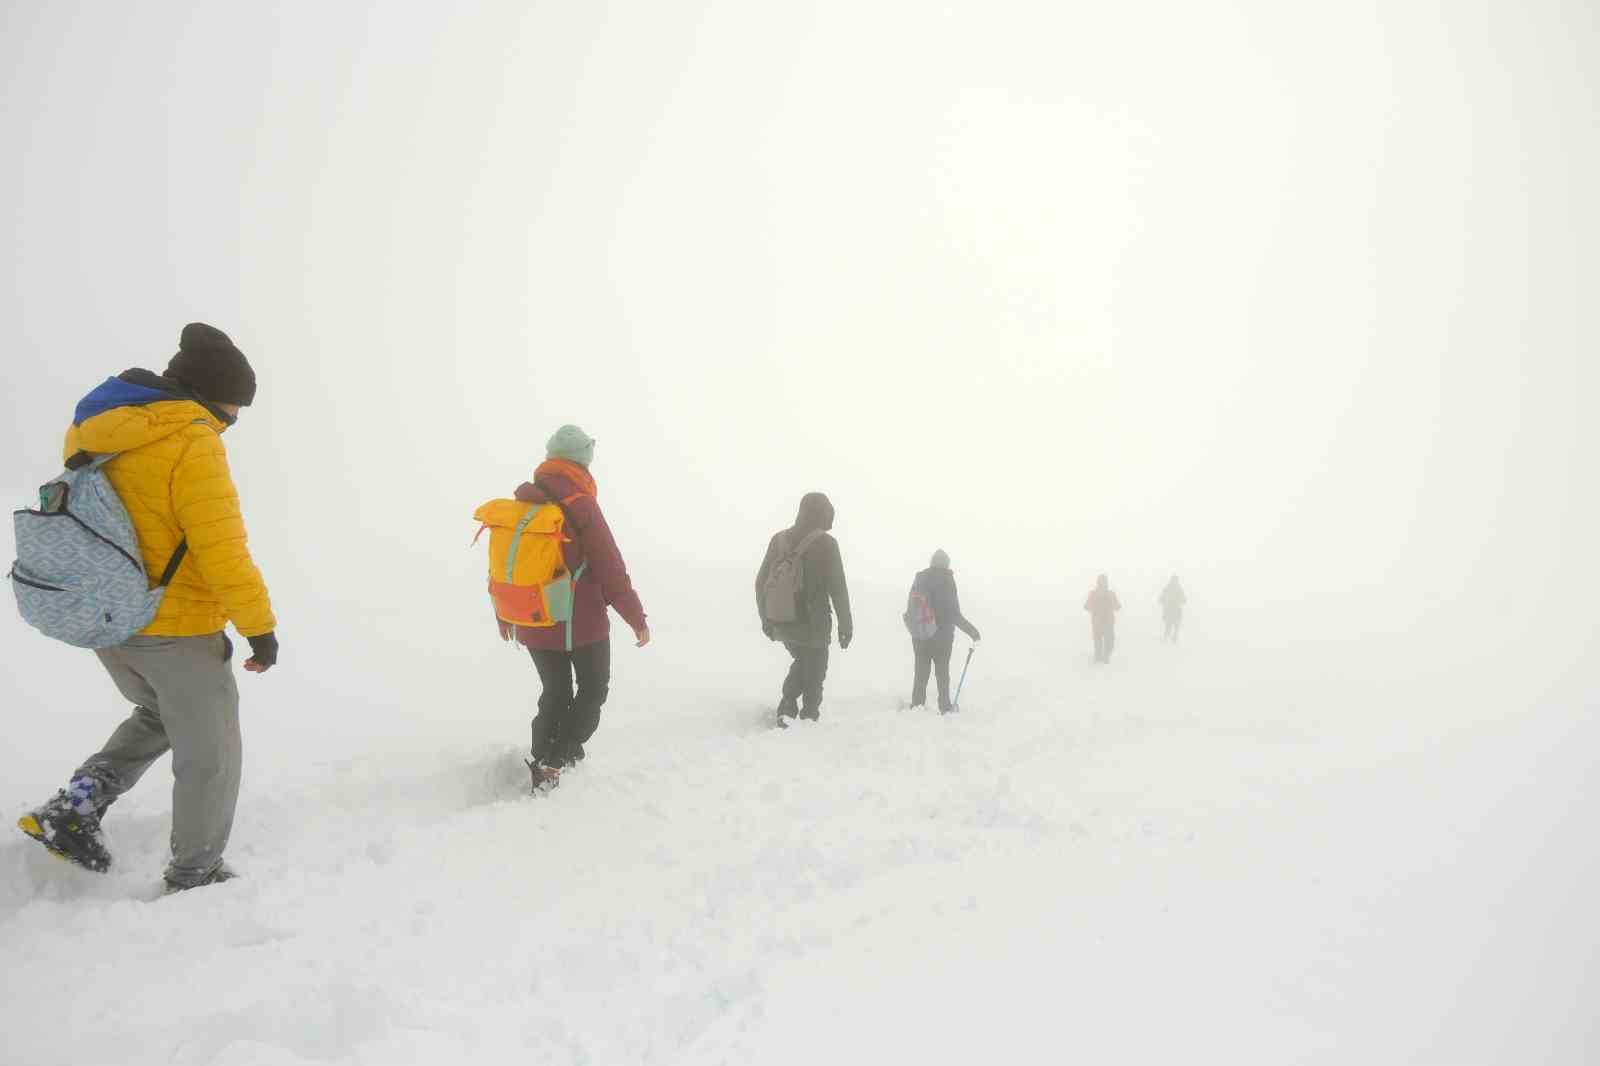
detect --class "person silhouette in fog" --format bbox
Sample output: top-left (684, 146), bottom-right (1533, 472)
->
top-left (905, 550), bottom-right (981, 714)
top-left (756, 492), bottom-right (853, 725)
top-left (1160, 575), bottom-right (1186, 643)
top-left (1084, 574), bottom-right (1120, 664)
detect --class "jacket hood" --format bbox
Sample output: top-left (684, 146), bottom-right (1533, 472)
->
top-left (68, 369), bottom-right (229, 456)
top-left (792, 492), bottom-right (835, 534)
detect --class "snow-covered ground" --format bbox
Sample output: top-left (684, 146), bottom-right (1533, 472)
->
top-left (3, 598), bottom-right (1596, 1065)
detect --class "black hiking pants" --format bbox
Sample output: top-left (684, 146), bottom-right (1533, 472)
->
top-left (529, 639), bottom-right (610, 767)
top-left (911, 632), bottom-right (954, 712)
top-left (779, 642), bottom-right (829, 722)
top-left (1093, 622), bottom-right (1116, 663)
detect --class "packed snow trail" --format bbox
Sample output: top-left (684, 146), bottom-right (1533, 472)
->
top-left (3, 626), bottom-right (1597, 1065)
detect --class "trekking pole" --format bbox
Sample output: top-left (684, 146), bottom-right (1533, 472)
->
top-left (951, 645), bottom-right (976, 713)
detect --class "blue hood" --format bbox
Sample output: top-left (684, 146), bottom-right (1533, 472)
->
top-left (73, 373), bottom-right (185, 427)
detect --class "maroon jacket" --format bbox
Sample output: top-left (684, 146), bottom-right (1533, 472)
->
top-left (509, 470), bottom-right (647, 651)
top-left (1084, 587), bottom-right (1121, 627)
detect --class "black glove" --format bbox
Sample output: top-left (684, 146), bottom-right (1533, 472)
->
top-left (245, 631), bottom-right (279, 669)
top-left (970, 628), bottom-right (983, 643)
top-left (839, 632), bottom-right (853, 650)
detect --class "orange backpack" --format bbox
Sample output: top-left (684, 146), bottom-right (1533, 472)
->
top-left (473, 493), bottom-right (588, 649)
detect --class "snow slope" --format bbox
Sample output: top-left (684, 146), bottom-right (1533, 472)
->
top-left (2, 611), bottom-right (1597, 1065)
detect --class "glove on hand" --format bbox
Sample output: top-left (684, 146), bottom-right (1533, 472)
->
top-left (839, 632), bottom-right (853, 650)
top-left (245, 631), bottom-right (278, 671)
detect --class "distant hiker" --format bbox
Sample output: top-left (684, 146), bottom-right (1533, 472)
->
top-left (903, 550), bottom-right (981, 713)
top-left (483, 425), bottom-right (649, 787)
top-left (1160, 575), bottom-right (1186, 643)
top-left (756, 492), bottom-right (853, 725)
top-left (14, 324), bottom-right (278, 893)
top-left (1084, 574), bottom-right (1120, 664)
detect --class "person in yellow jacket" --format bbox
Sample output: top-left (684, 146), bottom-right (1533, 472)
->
top-left (17, 323), bottom-right (278, 893)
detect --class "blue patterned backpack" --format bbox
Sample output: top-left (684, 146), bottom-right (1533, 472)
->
top-left (8, 452), bottom-right (187, 649)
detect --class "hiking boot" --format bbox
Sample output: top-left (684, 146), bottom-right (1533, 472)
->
top-left (17, 791), bottom-right (112, 873)
top-left (163, 863), bottom-right (237, 895)
top-left (526, 759), bottom-right (561, 794)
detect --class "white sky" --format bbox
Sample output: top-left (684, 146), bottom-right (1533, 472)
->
top-left (1, 0), bottom-right (1593, 653)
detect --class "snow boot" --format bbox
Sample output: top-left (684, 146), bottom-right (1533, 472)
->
top-left (526, 759), bottom-right (561, 794)
top-left (163, 863), bottom-right (237, 896)
top-left (16, 790), bottom-right (112, 873)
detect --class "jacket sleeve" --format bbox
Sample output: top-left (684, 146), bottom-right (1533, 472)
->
top-left (172, 431), bottom-right (276, 637)
top-left (572, 497), bottom-right (646, 631)
top-left (948, 580), bottom-right (980, 640)
top-left (755, 535), bottom-right (779, 624)
top-left (827, 537), bottom-right (853, 642)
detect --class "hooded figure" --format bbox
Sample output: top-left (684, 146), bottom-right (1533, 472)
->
top-left (756, 492), bottom-right (853, 723)
top-left (17, 324), bottom-right (277, 894)
top-left (908, 550), bottom-right (981, 713)
top-left (1084, 573), bottom-right (1120, 663)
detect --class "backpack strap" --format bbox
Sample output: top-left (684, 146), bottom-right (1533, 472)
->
top-left (65, 450), bottom-right (121, 471)
top-left (533, 482), bottom-right (589, 564)
top-left (789, 529), bottom-right (825, 560)
top-left (505, 507), bottom-right (541, 582)
top-left (156, 541), bottom-right (189, 588)
top-left (534, 483), bottom-right (594, 653)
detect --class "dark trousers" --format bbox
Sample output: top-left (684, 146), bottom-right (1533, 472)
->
top-left (529, 639), bottom-right (611, 766)
top-left (778, 642), bottom-right (829, 721)
top-left (1093, 622), bottom-right (1116, 663)
top-left (911, 634), bottom-right (954, 711)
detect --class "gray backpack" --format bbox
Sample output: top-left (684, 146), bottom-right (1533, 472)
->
top-left (762, 529), bottom-right (824, 624)
top-left (9, 452), bottom-right (187, 649)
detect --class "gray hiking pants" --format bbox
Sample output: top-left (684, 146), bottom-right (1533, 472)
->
top-left (78, 633), bottom-right (241, 886)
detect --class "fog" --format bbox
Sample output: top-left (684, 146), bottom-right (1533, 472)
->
top-left (4, 1), bottom-right (1593, 668)
top-left (4, 2), bottom-right (1594, 682)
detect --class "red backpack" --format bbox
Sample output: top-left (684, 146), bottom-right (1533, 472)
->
top-left (903, 578), bottom-right (939, 640)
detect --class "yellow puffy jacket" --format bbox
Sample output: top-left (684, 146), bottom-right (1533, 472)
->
top-left (62, 374), bottom-right (275, 638)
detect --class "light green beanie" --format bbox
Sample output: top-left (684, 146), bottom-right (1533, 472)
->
top-left (546, 424), bottom-right (596, 468)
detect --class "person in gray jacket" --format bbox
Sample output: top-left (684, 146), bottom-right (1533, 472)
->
top-left (756, 492), bottom-right (853, 724)
top-left (906, 550), bottom-right (981, 713)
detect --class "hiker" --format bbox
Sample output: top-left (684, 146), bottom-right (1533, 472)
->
top-left (1084, 573), bottom-right (1120, 664)
top-left (903, 550), bottom-right (981, 713)
top-left (756, 492), bottom-right (853, 724)
top-left (501, 425), bottom-right (649, 783)
top-left (15, 324), bottom-right (278, 893)
top-left (1160, 575), bottom-right (1186, 643)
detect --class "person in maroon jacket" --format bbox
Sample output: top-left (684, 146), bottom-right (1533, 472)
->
top-left (504, 425), bottom-right (650, 780)
top-left (1085, 574), bottom-right (1120, 664)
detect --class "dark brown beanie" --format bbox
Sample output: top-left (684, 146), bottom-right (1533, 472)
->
top-left (164, 323), bottom-right (256, 406)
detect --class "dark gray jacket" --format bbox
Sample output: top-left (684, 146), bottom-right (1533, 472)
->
top-left (756, 493), bottom-right (853, 649)
top-left (912, 567), bottom-right (980, 643)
